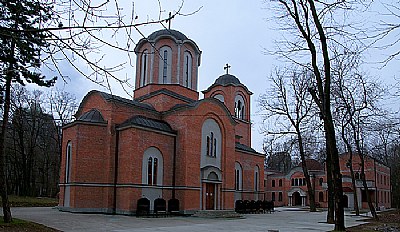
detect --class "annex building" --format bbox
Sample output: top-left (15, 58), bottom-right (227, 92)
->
top-left (265, 154), bottom-right (391, 210)
top-left (58, 29), bottom-right (265, 215)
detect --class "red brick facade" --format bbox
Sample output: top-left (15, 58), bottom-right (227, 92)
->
top-left (59, 29), bottom-right (264, 215)
top-left (264, 155), bottom-right (391, 210)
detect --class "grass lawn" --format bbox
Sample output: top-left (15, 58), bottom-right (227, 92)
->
top-left (8, 195), bottom-right (58, 207)
top-left (346, 209), bottom-right (400, 232)
top-left (0, 218), bottom-right (59, 232)
top-left (1, 195), bottom-right (59, 231)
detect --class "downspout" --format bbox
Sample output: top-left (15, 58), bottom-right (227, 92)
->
top-left (172, 136), bottom-right (176, 199)
top-left (113, 126), bottom-right (120, 214)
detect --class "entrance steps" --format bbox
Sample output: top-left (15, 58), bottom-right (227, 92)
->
top-left (192, 210), bottom-right (242, 218)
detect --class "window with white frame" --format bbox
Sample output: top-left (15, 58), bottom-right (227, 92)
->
top-left (183, 51), bottom-right (192, 88)
top-left (234, 94), bottom-right (245, 120)
top-left (65, 141), bottom-right (72, 183)
top-left (140, 50), bottom-right (148, 87)
top-left (142, 147), bottom-right (163, 186)
top-left (158, 46), bottom-right (172, 84)
top-left (235, 162), bottom-right (243, 191)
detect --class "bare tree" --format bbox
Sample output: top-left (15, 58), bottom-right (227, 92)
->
top-left (259, 67), bottom-right (319, 212)
top-left (269, 1), bottom-right (356, 229)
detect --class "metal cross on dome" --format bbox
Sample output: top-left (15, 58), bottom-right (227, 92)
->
top-left (224, 63), bottom-right (231, 74)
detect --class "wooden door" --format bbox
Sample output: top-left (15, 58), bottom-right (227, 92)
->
top-left (206, 183), bottom-right (215, 210)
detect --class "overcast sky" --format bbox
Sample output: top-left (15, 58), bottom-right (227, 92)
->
top-left (32, 0), bottom-right (399, 152)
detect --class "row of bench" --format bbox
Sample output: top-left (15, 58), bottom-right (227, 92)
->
top-left (136, 198), bottom-right (179, 217)
top-left (235, 200), bottom-right (274, 214)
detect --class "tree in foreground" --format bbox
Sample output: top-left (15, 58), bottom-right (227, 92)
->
top-left (0, 0), bottom-right (56, 222)
top-left (270, 0), bottom-right (351, 229)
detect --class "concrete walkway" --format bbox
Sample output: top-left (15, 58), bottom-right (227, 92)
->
top-left (7, 207), bottom-right (369, 232)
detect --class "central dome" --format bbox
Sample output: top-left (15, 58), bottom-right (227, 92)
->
top-left (214, 74), bottom-right (241, 85)
top-left (148, 29), bottom-right (188, 41)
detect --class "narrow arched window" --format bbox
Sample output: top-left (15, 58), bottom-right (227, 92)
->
top-left (279, 179), bottom-right (282, 187)
top-left (210, 132), bottom-right (214, 156)
top-left (213, 138), bottom-right (217, 157)
top-left (206, 136), bottom-right (210, 156)
top-left (159, 46), bottom-right (172, 84)
top-left (65, 142), bottom-right (72, 183)
top-left (153, 158), bottom-right (158, 185)
top-left (148, 157), bottom-right (153, 185)
top-left (234, 94), bottom-right (246, 120)
top-left (140, 50), bottom-right (148, 87)
top-left (183, 51), bottom-right (192, 88)
top-left (254, 166), bottom-right (260, 191)
top-left (235, 162), bottom-right (243, 191)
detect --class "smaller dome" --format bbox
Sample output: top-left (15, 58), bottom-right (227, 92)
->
top-left (214, 74), bottom-right (241, 85)
top-left (148, 29), bottom-right (188, 41)
top-left (78, 109), bottom-right (106, 123)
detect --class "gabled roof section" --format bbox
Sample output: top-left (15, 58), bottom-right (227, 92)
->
top-left (118, 115), bottom-right (175, 134)
top-left (164, 98), bottom-right (237, 125)
top-left (76, 90), bottom-right (157, 117)
top-left (235, 142), bottom-right (262, 156)
top-left (77, 109), bottom-right (106, 123)
top-left (135, 88), bottom-right (196, 104)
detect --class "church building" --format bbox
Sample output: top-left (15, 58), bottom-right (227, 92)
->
top-left (58, 29), bottom-right (265, 215)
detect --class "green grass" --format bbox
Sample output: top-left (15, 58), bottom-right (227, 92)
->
top-left (0, 218), bottom-right (58, 231)
top-left (8, 195), bottom-right (58, 207)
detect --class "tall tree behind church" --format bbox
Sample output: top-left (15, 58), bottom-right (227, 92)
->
top-left (0, 0), bottom-right (56, 222)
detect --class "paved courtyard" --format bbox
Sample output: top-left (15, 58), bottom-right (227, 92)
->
top-left (7, 207), bottom-right (368, 232)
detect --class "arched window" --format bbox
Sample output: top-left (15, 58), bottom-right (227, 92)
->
top-left (279, 179), bottom-right (282, 187)
top-left (65, 142), bottom-right (72, 183)
top-left (159, 46), bottom-right (172, 84)
top-left (319, 178), bottom-right (323, 186)
top-left (234, 94), bottom-right (245, 120)
top-left (183, 51), bottom-right (192, 88)
top-left (142, 147), bottom-right (163, 186)
top-left (278, 192), bottom-right (283, 201)
top-left (205, 131), bottom-right (217, 157)
top-left (319, 192), bottom-right (324, 202)
top-left (213, 94), bottom-right (224, 103)
top-left (254, 166), bottom-right (260, 191)
top-left (235, 162), bottom-right (243, 191)
top-left (140, 50), bottom-right (148, 87)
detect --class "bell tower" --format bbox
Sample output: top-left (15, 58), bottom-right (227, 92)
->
top-left (133, 29), bottom-right (202, 101)
top-left (202, 65), bottom-right (253, 146)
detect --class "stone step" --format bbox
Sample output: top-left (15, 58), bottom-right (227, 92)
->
top-left (192, 210), bottom-right (243, 219)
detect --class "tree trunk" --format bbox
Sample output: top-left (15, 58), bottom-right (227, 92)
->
top-left (325, 150), bottom-right (335, 224)
top-left (296, 128), bottom-right (316, 212)
top-left (359, 153), bottom-right (378, 219)
top-left (0, 76), bottom-right (13, 223)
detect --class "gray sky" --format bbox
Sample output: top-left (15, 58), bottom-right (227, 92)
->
top-left (32, 0), bottom-right (399, 152)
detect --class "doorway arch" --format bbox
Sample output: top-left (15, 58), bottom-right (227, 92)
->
top-left (292, 192), bottom-right (302, 206)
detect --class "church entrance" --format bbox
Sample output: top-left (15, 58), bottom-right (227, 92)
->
top-left (206, 183), bottom-right (215, 210)
top-left (293, 192), bottom-right (302, 206)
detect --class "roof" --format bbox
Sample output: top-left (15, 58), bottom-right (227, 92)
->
top-left (202, 74), bottom-right (253, 95)
top-left (235, 142), bottom-right (258, 154)
top-left (148, 29), bottom-right (188, 41)
top-left (215, 74), bottom-right (241, 85)
top-left (98, 91), bottom-right (156, 111)
top-left (134, 88), bottom-right (196, 104)
top-left (298, 159), bottom-right (324, 171)
top-left (118, 115), bottom-right (175, 134)
top-left (77, 109), bottom-right (106, 123)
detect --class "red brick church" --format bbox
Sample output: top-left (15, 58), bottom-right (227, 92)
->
top-left (58, 29), bottom-right (265, 214)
